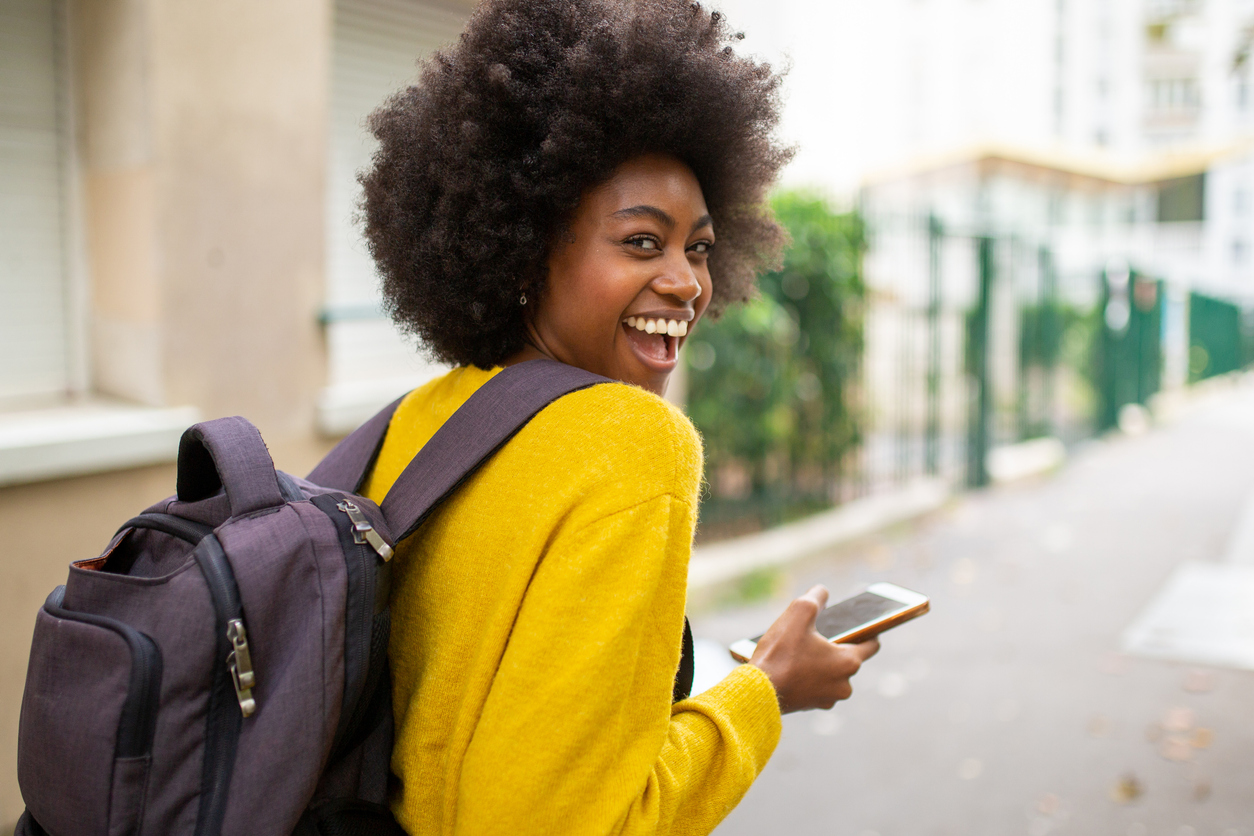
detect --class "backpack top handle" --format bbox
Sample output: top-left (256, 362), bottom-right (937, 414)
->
top-left (177, 416), bottom-right (286, 517)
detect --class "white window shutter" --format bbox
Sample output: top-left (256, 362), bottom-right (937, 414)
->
top-left (0, 0), bottom-right (70, 404)
top-left (321, 0), bottom-right (469, 433)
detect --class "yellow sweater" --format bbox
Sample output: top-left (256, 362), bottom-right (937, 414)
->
top-left (363, 365), bottom-right (781, 836)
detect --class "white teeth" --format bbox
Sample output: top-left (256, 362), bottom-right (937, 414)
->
top-left (627, 317), bottom-right (689, 336)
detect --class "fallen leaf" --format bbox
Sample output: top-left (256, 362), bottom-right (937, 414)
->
top-left (1109, 774), bottom-right (1143, 804)
top-left (1160, 735), bottom-right (1194, 762)
top-left (1163, 707), bottom-right (1195, 733)
top-left (1190, 727), bottom-right (1213, 749)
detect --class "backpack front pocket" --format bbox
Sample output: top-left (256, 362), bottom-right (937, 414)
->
top-left (18, 589), bottom-right (163, 836)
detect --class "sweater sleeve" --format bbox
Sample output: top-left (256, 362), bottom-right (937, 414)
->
top-left (450, 492), bottom-right (781, 836)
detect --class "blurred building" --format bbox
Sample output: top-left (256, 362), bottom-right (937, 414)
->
top-left (830, 0), bottom-right (1254, 490)
top-left (0, 0), bottom-right (472, 823)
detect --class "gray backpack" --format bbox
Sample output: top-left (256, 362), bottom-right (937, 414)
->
top-left (13, 359), bottom-right (660, 836)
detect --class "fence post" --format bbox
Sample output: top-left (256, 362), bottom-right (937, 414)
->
top-left (1040, 245), bottom-right (1058, 435)
top-left (926, 214), bottom-right (942, 475)
top-left (967, 237), bottom-right (993, 488)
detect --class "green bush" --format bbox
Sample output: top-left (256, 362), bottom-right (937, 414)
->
top-left (686, 192), bottom-right (866, 524)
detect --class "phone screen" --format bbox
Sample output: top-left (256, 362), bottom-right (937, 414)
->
top-left (813, 591), bottom-right (907, 640)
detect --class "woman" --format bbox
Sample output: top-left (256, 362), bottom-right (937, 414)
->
top-left (359, 1), bottom-right (879, 833)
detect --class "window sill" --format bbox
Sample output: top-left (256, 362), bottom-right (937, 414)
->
top-left (0, 402), bottom-right (200, 488)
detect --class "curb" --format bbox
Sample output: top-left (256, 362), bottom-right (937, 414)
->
top-left (687, 477), bottom-right (950, 591)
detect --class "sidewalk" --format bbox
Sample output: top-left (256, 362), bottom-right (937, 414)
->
top-left (699, 376), bottom-right (1254, 835)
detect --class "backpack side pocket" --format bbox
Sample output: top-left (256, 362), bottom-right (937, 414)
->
top-left (18, 590), bottom-right (163, 836)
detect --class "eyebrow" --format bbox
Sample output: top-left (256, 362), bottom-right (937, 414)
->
top-left (611, 205), bottom-right (715, 236)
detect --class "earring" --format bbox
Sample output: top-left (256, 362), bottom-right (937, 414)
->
top-left (520, 293), bottom-right (527, 306)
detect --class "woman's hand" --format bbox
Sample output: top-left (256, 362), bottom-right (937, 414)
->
top-left (749, 585), bottom-right (880, 713)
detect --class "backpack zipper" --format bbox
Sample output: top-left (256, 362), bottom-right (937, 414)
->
top-left (190, 531), bottom-right (248, 836)
top-left (310, 494), bottom-right (393, 759)
top-left (335, 500), bottom-right (394, 561)
top-left (226, 619), bottom-right (256, 717)
top-left (116, 513), bottom-right (244, 836)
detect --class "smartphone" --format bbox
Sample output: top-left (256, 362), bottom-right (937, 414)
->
top-left (728, 582), bottom-right (930, 663)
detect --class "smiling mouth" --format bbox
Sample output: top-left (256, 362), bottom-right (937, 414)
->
top-left (622, 319), bottom-right (679, 367)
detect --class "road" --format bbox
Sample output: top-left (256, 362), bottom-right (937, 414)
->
top-left (692, 379), bottom-right (1254, 836)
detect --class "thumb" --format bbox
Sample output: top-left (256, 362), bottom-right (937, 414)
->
top-left (796, 584), bottom-right (829, 622)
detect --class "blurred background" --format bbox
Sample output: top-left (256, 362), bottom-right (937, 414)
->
top-left (2, 0), bottom-right (1253, 832)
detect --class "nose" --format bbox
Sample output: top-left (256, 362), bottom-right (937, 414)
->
top-left (650, 250), bottom-right (703, 304)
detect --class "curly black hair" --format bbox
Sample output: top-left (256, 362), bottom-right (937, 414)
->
top-left (361, 0), bottom-right (792, 369)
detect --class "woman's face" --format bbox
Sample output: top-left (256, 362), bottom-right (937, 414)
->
top-left (514, 154), bottom-right (714, 396)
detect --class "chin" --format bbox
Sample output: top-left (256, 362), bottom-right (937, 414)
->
top-left (639, 371), bottom-right (671, 398)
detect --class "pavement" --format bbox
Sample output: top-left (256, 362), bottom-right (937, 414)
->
top-left (691, 377), bottom-right (1254, 836)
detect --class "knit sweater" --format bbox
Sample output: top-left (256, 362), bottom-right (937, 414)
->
top-left (362, 365), bottom-right (781, 836)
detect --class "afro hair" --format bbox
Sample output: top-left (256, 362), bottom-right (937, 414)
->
top-left (360, 0), bottom-right (792, 369)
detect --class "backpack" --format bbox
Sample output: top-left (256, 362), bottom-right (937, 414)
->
top-left (12, 359), bottom-right (698, 836)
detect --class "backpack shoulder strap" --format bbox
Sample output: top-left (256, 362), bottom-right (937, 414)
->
top-left (379, 359), bottom-right (609, 542)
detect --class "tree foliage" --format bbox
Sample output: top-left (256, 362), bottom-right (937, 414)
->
top-left (686, 192), bottom-right (866, 501)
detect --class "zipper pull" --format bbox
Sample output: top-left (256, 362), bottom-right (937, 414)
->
top-left (226, 618), bottom-right (257, 717)
top-left (336, 500), bottom-right (394, 561)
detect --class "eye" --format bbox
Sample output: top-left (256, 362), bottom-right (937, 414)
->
top-left (626, 235), bottom-right (660, 251)
top-left (688, 240), bottom-right (714, 255)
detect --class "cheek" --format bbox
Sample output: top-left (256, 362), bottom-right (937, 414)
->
top-left (549, 265), bottom-right (627, 343)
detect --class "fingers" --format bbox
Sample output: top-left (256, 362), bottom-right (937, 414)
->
top-left (798, 584), bottom-right (829, 611)
top-left (851, 638), bottom-right (881, 661)
top-left (788, 585), bottom-right (828, 629)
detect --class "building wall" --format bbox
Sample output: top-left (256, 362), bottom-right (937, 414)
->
top-left (76, 0), bottom-right (334, 435)
top-left (2, 0), bottom-right (352, 823)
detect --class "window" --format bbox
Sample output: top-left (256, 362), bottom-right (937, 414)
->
top-left (1148, 78), bottom-right (1201, 111)
top-left (0, 0), bottom-right (77, 406)
top-left (321, 0), bottom-right (470, 434)
top-left (1156, 174), bottom-right (1205, 222)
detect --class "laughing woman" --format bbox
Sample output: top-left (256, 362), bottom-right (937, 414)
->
top-left (359, 1), bottom-right (879, 833)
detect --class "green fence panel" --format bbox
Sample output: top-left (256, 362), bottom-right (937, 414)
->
top-left (1188, 292), bottom-right (1244, 382)
top-left (1097, 271), bottom-right (1162, 431)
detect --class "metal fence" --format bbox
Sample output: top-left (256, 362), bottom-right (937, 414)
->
top-left (858, 211), bottom-right (1203, 494)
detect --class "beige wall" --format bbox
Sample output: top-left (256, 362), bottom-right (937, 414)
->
top-left (1, 0), bottom-right (337, 823)
top-left (78, 0), bottom-right (332, 437)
